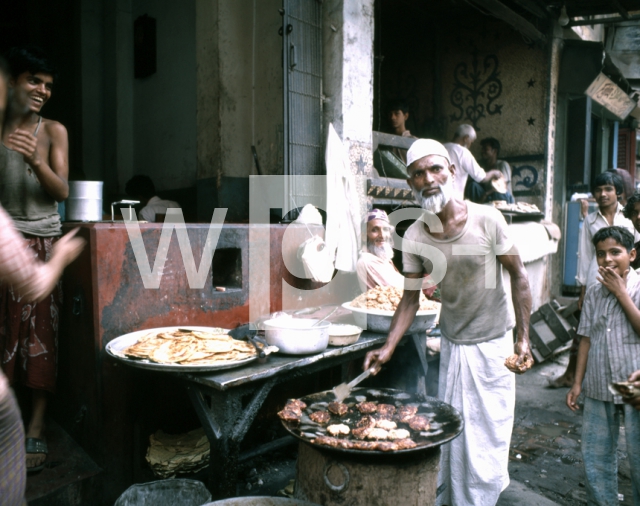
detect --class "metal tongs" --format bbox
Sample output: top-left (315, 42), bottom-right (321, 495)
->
top-left (332, 367), bottom-right (376, 403)
top-left (228, 324), bottom-right (270, 363)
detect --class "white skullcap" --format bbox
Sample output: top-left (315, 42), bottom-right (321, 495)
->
top-left (406, 139), bottom-right (451, 167)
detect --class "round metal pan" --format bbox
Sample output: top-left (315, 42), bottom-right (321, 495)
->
top-left (342, 303), bottom-right (439, 334)
top-left (105, 326), bottom-right (257, 372)
top-left (280, 387), bottom-right (463, 456)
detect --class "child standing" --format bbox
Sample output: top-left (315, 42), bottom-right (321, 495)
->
top-left (567, 226), bottom-right (640, 505)
top-left (551, 171), bottom-right (637, 388)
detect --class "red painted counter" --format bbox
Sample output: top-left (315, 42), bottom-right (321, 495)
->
top-left (51, 222), bottom-right (355, 504)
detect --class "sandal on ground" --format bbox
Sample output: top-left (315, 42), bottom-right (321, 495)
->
top-left (25, 437), bottom-right (48, 473)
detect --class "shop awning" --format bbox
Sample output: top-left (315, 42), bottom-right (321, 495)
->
top-left (558, 39), bottom-right (637, 119)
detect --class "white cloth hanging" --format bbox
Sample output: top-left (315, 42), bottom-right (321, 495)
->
top-left (324, 124), bottom-right (361, 272)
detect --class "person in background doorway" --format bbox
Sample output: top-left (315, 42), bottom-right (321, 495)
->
top-left (444, 124), bottom-right (502, 199)
top-left (623, 191), bottom-right (640, 270)
top-left (608, 168), bottom-right (634, 206)
top-left (386, 100), bottom-right (416, 164)
top-left (550, 171), bottom-right (637, 388)
top-left (480, 137), bottom-right (512, 194)
top-left (566, 226), bottom-right (640, 504)
top-left (125, 175), bottom-right (180, 222)
top-left (0, 45), bottom-right (70, 473)
top-left (0, 55), bottom-right (84, 503)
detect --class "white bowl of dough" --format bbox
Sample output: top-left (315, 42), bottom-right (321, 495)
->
top-left (328, 324), bottom-right (363, 346)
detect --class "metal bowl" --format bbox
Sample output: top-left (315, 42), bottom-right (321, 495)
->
top-left (204, 499), bottom-right (320, 506)
top-left (328, 324), bottom-right (363, 346)
top-left (263, 318), bottom-right (330, 355)
top-left (342, 303), bottom-right (438, 334)
top-left (202, 496), bottom-right (318, 506)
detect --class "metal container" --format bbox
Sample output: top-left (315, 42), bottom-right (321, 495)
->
top-left (263, 318), bottom-right (330, 355)
top-left (205, 498), bottom-right (319, 506)
top-left (328, 324), bottom-right (362, 346)
top-left (66, 181), bottom-right (103, 221)
top-left (114, 479), bottom-right (211, 506)
top-left (342, 303), bottom-right (438, 334)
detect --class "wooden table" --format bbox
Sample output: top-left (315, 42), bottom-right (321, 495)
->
top-left (178, 332), bottom-right (394, 499)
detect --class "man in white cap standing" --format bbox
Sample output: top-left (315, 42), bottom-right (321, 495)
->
top-left (365, 139), bottom-right (533, 506)
top-left (444, 124), bottom-right (502, 198)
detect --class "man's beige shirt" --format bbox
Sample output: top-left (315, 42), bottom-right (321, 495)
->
top-left (403, 202), bottom-right (515, 344)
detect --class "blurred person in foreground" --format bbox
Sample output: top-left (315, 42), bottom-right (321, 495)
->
top-left (0, 55), bottom-right (84, 504)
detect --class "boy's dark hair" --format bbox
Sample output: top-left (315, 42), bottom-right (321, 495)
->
top-left (623, 191), bottom-right (640, 220)
top-left (608, 168), bottom-right (635, 200)
top-left (5, 45), bottom-right (58, 81)
top-left (387, 100), bottom-right (409, 114)
top-left (593, 171), bottom-right (623, 196)
top-left (480, 137), bottom-right (500, 155)
top-left (592, 226), bottom-right (635, 252)
top-left (125, 175), bottom-right (155, 200)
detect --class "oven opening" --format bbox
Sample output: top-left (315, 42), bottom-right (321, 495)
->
top-left (211, 248), bottom-right (242, 291)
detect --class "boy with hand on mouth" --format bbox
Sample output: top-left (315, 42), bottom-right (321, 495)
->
top-left (566, 226), bottom-right (640, 505)
top-left (550, 172), bottom-right (637, 388)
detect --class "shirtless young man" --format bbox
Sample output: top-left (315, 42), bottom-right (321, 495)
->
top-left (0, 46), bottom-right (69, 472)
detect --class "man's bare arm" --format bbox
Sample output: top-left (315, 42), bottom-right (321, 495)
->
top-left (480, 169), bottom-right (502, 183)
top-left (498, 252), bottom-right (533, 372)
top-left (6, 122), bottom-right (69, 201)
top-left (363, 272), bottom-right (423, 374)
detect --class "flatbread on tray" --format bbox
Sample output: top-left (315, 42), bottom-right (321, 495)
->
top-left (122, 328), bottom-right (257, 365)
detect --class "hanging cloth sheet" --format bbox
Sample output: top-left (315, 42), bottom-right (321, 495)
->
top-left (324, 124), bottom-right (361, 272)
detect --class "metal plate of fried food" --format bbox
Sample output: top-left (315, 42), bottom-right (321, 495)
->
top-left (279, 387), bottom-right (463, 456)
top-left (106, 326), bottom-right (258, 372)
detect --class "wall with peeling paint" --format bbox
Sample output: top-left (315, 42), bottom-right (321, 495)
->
top-left (440, 19), bottom-right (549, 208)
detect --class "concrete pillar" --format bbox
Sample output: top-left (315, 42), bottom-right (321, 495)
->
top-left (102, 0), bottom-right (134, 197)
top-left (194, 0), bottom-right (283, 220)
top-left (80, 0), bottom-right (106, 182)
top-left (195, 0), bottom-right (221, 183)
top-left (323, 0), bottom-right (375, 176)
top-left (545, 22), bottom-right (564, 297)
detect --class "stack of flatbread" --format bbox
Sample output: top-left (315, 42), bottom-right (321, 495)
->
top-left (146, 427), bottom-right (210, 478)
top-left (122, 328), bottom-right (257, 365)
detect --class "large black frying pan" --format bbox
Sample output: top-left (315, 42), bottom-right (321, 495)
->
top-left (280, 387), bottom-right (463, 456)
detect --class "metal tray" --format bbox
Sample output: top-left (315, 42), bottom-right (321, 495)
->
top-left (280, 387), bottom-right (463, 456)
top-left (105, 326), bottom-right (257, 372)
top-left (342, 303), bottom-right (438, 334)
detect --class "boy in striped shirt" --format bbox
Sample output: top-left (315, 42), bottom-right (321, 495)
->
top-left (566, 226), bottom-right (640, 505)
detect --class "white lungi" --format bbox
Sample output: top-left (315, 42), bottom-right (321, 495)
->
top-left (436, 332), bottom-right (515, 506)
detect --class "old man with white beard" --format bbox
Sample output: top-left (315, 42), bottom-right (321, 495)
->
top-left (365, 139), bottom-right (533, 506)
top-left (356, 209), bottom-right (437, 297)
